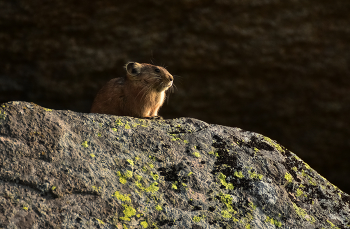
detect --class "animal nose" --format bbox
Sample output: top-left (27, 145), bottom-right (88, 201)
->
top-left (169, 76), bottom-right (173, 81)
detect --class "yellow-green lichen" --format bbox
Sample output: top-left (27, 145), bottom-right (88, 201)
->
top-left (221, 210), bottom-right (233, 219)
top-left (263, 136), bottom-right (284, 153)
top-left (304, 163), bottom-right (311, 170)
top-left (144, 182), bottom-right (159, 193)
top-left (248, 202), bottom-right (256, 210)
top-left (155, 205), bottom-right (163, 211)
top-left (92, 186), bottom-right (101, 192)
top-left (22, 206), bottom-right (28, 211)
top-left (327, 219), bottom-right (340, 229)
top-left (0, 111), bottom-right (7, 120)
top-left (184, 140), bottom-right (189, 143)
top-left (209, 151), bottom-right (220, 157)
top-left (112, 191), bottom-right (131, 202)
top-left (218, 173), bottom-right (234, 190)
top-left (291, 202), bottom-right (315, 223)
top-left (172, 182), bottom-right (178, 190)
top-left (188, 172), bottom-right (193, 176)
top-left (132, 123), bottom-right (140, 128)
top-left (125, 170), bottom-right (133, 178)
top-left (95, 218), bottom-right (104, 225)
top-left (97, 133), bottom-right (102, 137)
top-left (81, 141), bottom-right (89, 148)
top-left (193, 215), bottom-right (205, 223)
top-left (117, 171), bottom-right (131, 184)
top-left (248, 170), bottom-right (263, 180)
top-left (136, 174), bottom-right (142, 180)
top-left (284, 172), bottom-right (293, 183)
top-left (234, 171), bottom-right (244, 179)
top-left (219, 192), bottom-right (237, 220)
top-left (150, 172), bottom-right (159, 181)
top-left (51, 186), bottom-right (56, 191)
top-left (135, 181), bottom-right (144, 191)
top-left (44, 108), bottom-right (52, 111)
top-left (301, 170), bottom-right (317, 186)
top-left (292, 202), bottom-right (306, 218)
top-left (265, 216), bottom-right (282, 227)
top-left (90, 153), bottom-right (95, 158)
top-left (115, 119), bottom-right (123, 126)
top-left (127, 159), bottom-right (134, 166)
top-left (296, 188), bottom-right (307, 197)
top-left (220, 193), bottom-right (233, 208)
top-left (192, 152), bottom-right (201, 158)
top-left (140, 221), bottom-right (148, 228)
top-left (125, 123), bottom-right (131, 129)
top-left (120, 204), bottom-right (136, 221)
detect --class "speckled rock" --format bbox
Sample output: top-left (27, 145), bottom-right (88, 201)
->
top-left (1, 0), bottom-right (350, 193)
top-left (0, 101), bottom-right (349, 229)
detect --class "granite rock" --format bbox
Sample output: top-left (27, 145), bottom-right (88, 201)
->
top-left (0, 101), bottom-right (349, 228)
top-left (1, 0), bottom-right (350, 193)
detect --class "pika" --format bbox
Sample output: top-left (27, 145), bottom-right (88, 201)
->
top-left (90, 62), bottom-right (174, 118)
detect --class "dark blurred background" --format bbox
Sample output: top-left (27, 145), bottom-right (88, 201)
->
top-left (0, 0), bottom-right (349, 193)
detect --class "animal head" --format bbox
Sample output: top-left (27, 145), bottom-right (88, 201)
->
top-left (125, 62), bottom-right (174, 92)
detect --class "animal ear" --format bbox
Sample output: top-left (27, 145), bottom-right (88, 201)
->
top-left (125, 62), bottom-right (142, 76)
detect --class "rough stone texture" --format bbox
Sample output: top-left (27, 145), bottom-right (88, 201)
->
top-left (0, 0), bottom-right (350, 194)
top-left (0, 101), bottom-right (349, 229)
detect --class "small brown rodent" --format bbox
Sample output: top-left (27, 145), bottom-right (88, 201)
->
top-left (90, 62), bottom-right (174, 118)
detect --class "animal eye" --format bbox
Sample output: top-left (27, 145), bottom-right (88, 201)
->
top-left (154, 68), bottom-right (160, 73)
top-left (132, 68), bottom-right (137, 74)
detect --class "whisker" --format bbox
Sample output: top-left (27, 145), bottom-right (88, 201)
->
top-left (146, 73), bottom-right (163, 78)
top-left (137, 80), bottom-right (156, 99)
top-left (147, 74), bottom-right (161, 78)
top-left (138, 86), bottom-right (150, 102)
top-left (168, 84), bottom-right (176, 93)
top-left (150, 50), bottom-right (155, 64)
top-left (141, 83), bottom-right (155, 101)
top-left (136, 85), bottom-right (149, 99)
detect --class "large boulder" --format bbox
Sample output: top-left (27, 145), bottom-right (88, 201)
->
top-left (1, 0), bottom-right (350, 193)
top-left (0, 101), bottom-right (349, 228)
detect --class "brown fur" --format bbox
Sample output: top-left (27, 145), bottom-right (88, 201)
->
top-left (90, 62), bottom-right (174, 118)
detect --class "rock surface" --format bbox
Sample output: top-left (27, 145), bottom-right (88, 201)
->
top-left (0, 101), bottom-right (349, 229)
top-left (1, 0), bottom-right (350, 193)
